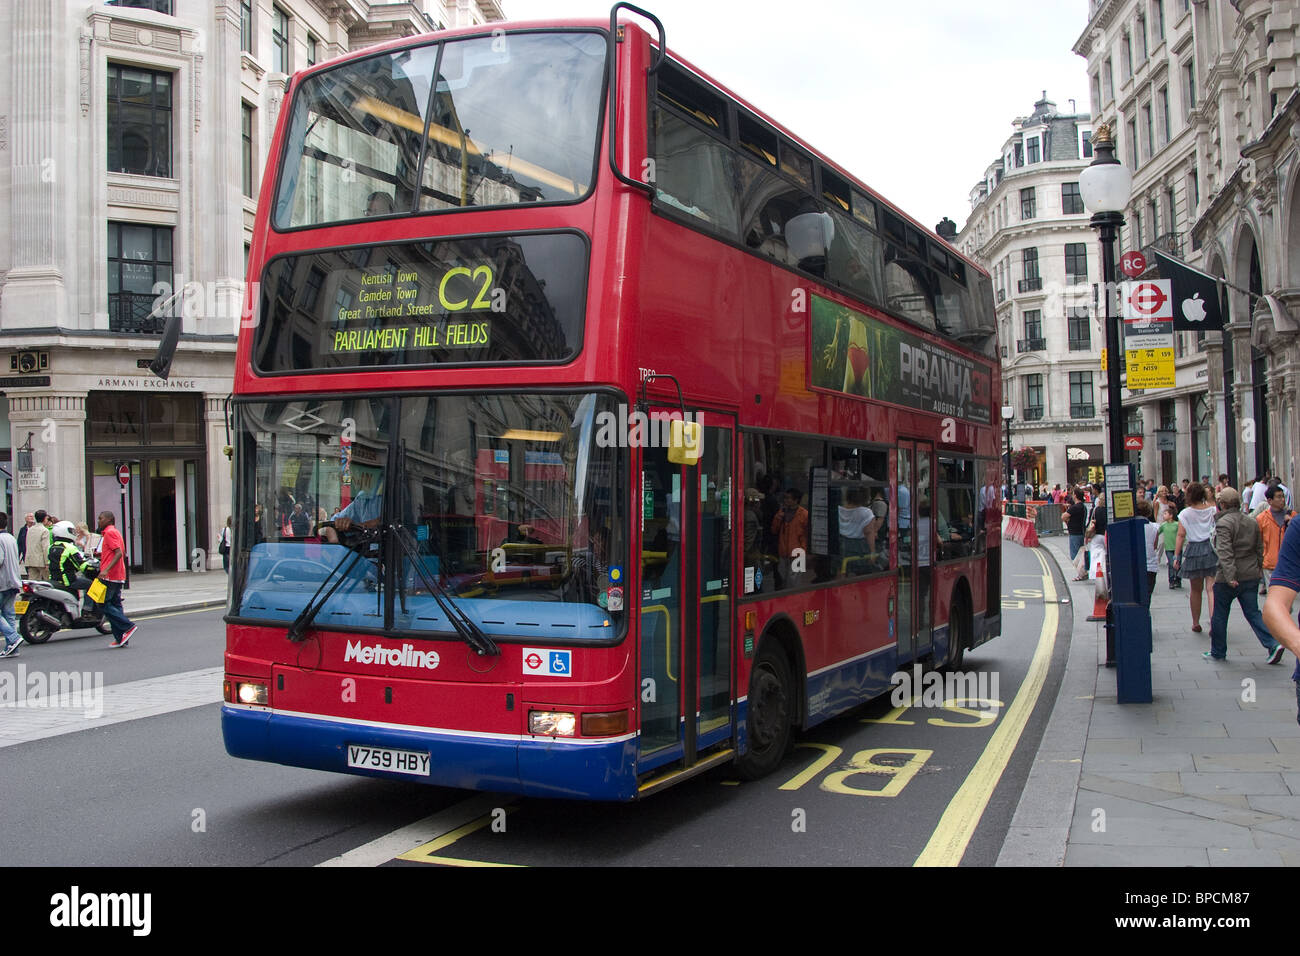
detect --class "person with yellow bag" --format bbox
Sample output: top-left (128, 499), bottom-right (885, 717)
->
top-left (95, 510), bottom-right (136, 649)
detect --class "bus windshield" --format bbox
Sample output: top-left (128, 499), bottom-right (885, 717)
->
top-left (232, 392), bottom-right (626, 642)
top-left (273, 30), bottom-right (607, 229)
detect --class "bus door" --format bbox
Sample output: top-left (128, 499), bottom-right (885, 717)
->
top-left (637, 410), bottom-right (735, 774)
top-left (896, 439), bottom-right (934, 663)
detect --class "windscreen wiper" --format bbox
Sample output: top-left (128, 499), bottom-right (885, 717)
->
top-left (285, 527), bottom-right (382, 644)
top-left (390, 521), bottom-right (499, 657)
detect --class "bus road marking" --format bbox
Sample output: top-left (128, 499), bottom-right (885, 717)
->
top-left (316, 792), bottom-right (513, 867)
top-left (778, 743), bottom-right (844, 791)
top-left (913, 547), bottom-right (1058, 867)
top-left (397, 805), bottom-right (522, 867)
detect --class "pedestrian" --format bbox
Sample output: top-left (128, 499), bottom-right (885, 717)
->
top-left (1085, 485), bottom-right (1108, 588)
top-left (1064, 487), bottom-right (1090, 578)
top-left (219, 516), bottom-right (233, 573)
top-left (1176, 479), bottom-right (1189, 510)
top-left (1248, 476), bottom-right (1272, 514)
top-left (0, 513), bottom-right (24, 657)
top-left (95, 510), bottom-right (136, 648)
top-left (16, 512), bottom-right (33, 563)
top-left (1261, 520), bottom-right (1300, 722)
top-left (1159, 503), bottom-right (1181, 589)
top-left (1136, 498), bottom-right (1160, 596)
top-left (1206, 487), bottom-right (1285, 663)
top-left (23, 509), bottom-right (50, 581)
top-left (1256, 484), bottom-right (1294, 596)
top-left (1173, 481), bottom-right (1217, 631)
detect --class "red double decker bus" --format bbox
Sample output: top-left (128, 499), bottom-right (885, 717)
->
top-left (222, 4), bottom-right (1003, 800)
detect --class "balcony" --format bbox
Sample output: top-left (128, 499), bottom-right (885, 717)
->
top-left (109, 292), bottom-right (169, 334)
top-left (1023, 406), bottom-right (1044, 421)
top-left (1148, 231), bottom-right (1182, 257)
top-left (1068, 338), bottom-right (1091, 351)
top-left (1017, 337), bottom-right (1046, 353)
top-left (1018, 276), bottom-right (1043, 293)
top-left (1070, 404), bottom-right (1097, 419)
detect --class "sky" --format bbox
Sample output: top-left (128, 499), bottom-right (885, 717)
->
top-left (502, 0), bottom-right (1092, 234)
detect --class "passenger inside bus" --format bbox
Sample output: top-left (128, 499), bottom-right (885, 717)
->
top-left (364, 191), bottom-right (395, 217)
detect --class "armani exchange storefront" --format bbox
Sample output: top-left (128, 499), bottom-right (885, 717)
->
top-left (6, 360), bottom-right (232, 575)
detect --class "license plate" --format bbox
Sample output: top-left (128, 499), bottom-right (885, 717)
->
top-left (346, 744), bottom-right (430, 777)
top-left (13, 600), bottom-right (28, 615)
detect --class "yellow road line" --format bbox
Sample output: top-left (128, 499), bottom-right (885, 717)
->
top-left (396, 805), bottom-right (522, 867)
top-left (914, 547), bottom-right (1058, 867)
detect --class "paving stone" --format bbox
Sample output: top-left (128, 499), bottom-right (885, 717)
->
top-left (1152, 795), bottom-right (1280, 827)
top-left (995, 827), bottom-right (1067, 867)
top-left (1085, 738), bottom-right (1142, 754)
top-left (1192, 752), bottom-right (1300, 772)
top-left (1179, 772), bottom-right (1290, 796)
top-left (1270, 737), bottom-right (1300, 753)
top-left (1078, 772), bottom-right (1185, 803)
top-left (1139, 737), bottom-right (1276, 753)
top-left (1207, 848), bottom-right (1285, 866)
top-left (1065, 844), bottom-right (1210, 866)
top-left (1245, 796), bottom-right (1300, 819)
top-left (1083, 751), bottom-right (1195, 772)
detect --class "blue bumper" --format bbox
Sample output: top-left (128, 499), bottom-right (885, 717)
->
top-left (222, 706), bottom-right (639, 801)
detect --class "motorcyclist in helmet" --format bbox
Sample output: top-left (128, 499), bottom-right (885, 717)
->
top-left (48, 520), bottom-right (96, 605)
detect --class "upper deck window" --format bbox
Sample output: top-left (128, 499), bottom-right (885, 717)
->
top-left (273, 31), bottom-right (606, 230)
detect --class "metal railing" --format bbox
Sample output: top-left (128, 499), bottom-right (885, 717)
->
top-left (109, 292), bottom-right (169, 334)
top-left (1017, 337), bottom-right (1046, 353)
top-left (1070, 403), bottom-right (1096, 419)
top-left (1148, 231), bottom-right (1182, 257)
top-left (1018, 276), bottom-right (1043, 292)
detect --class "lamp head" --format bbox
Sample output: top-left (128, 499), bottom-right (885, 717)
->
top-left (1001, 404), bottom-right (1015, 422)
top-left (1079, 123), bottom-right (1131, 214)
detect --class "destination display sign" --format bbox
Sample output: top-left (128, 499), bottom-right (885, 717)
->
top-left (810, 294), bottom-right (992, 424)
top-left (253, 232), bottom-right (587, 373)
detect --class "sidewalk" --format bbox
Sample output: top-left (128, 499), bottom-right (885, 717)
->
top-left (999, 534), bottom-right (1300, 866)
top-left (99, 569), bottom-right (229, 616)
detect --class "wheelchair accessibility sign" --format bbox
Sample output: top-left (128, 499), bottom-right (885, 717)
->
top-left (522, 648), bottom-right (572, 677)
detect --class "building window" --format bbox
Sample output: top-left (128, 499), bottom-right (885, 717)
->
top-left (1121, 33), bottom-right (1132, 80)
top-left (1103, 58), bottom-right (1114, 102)
top-left (1154, 0), bottom-right (1165, 40)
top-left (106, 0), bottom-right (174, 12)
top-left (1068, 308), bottom-right (1091, 350)
top-left (1091, 73), bottom-right (1101, 111)
top-left (1019, 248), bottom-right (1041, 292)
top-left (1024, 310), bottom-right (1043, 341)
top-left (107, 65), bottom-right (172, 178)
top-left (307, 33), bottom-right (319, 67)
top-left (1020, 187), bottom-right (1036, 219)
top-left (1136, 14), bottom-right (1147, 62)
top-left (1132, 210), bottom-right (1142, 249)
top-left (1127, 118), bottom-right (1139, 167)
top-left (1142, 102), bottom-right (1154, 160)
top-left (1070, 372), bottom-right (1095, 418)
top-left (1158, 86), bottom-right (1171, 145)
top-left (1166, 186), bottom-right (1176, 234)
top-left (273, 6), bottom-right (290, 73)
top-left (1148, 198), bottom-right (1159, 238)
top-left (240, 0), bottom-right (252, 53)
top-left (1065, 242), bottom-right (1088, 282)
top-left (108, 222), bottom-right (173, 334)
top-left (242, 103), bottom-right (255, 198)
top-left (1014, 143), bottom-right (1024, 167)
top-left (1062, 182), bottom-right (1084, 215)
top-left (1026, 136), bottom-right (1041, 164)
top-left (1024, 374), bottom-right (1044, 419)
top-left (1081, 129), bottom-right (1093, 158)
top-left (1188, 168), bottom-right (1199, 212)
top-left (1183, 60), bottom-right (1196, 117)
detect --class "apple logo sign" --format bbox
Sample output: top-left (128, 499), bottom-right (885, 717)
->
top-left (1182, 293), bottom-right (1207, 322)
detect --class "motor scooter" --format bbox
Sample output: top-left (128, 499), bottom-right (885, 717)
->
top-left (16, 562), bottom-right (113, 643)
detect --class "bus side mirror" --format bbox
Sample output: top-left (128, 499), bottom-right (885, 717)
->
top-left (668, 420), bottom-right (702, 465)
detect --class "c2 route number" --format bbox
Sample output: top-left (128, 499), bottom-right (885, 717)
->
top-left (438, 265), bottom-right (495, 312)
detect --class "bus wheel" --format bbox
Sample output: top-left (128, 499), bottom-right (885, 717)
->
top-left (736, 644), bottom-right (793, 780)
top-left (946, 594), bottom-right (971, 670)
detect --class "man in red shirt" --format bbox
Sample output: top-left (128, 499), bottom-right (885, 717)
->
top-left (96, 510), bottom-right (136, 648)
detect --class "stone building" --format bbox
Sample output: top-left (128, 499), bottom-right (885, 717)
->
top-left (956, 94), bottom-right (1107, 491)
top-left (1074, 0), bottom-right (1300, 489)
top-left (0, 0), bottom-right (502, 572)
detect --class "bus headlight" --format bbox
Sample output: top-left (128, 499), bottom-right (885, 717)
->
top-left (529, 710), bottom-right (576, 737)
top-left (236, 681), bottom-right (269, 706)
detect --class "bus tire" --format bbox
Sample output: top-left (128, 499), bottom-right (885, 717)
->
top-left (736, 643), bottom-right (793, 780)
top-left (946, 592), bottom-right (971, 671)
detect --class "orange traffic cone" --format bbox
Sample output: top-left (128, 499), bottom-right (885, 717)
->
top-left (1086, 556), bottom-right (1108, 622)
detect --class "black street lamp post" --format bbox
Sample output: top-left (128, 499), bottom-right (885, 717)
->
top-left (1079, 123), bottom-right (1132, 464)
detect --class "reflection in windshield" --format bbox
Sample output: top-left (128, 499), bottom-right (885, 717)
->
top-left (233, 393), bottom-right (625, 642)
top-left (275, 31), bottom-right (606, 229)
